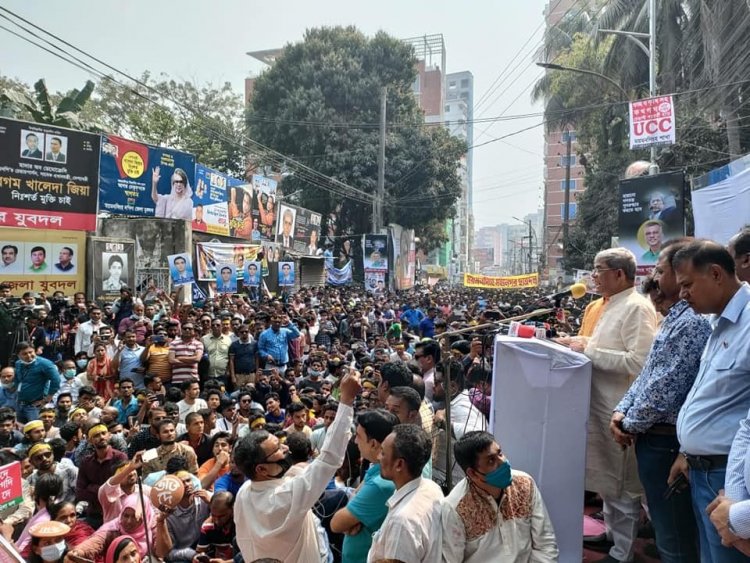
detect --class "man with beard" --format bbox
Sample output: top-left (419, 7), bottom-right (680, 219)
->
top-left (27, 442), bottom-right (78, 504)
top-left (99, 454), bottom-right (152, 524)
top-left (54, 393), bottom-right (73, 427)
top-left (233, 370), bottom-right (361, 562)
top-left (0, 409), bottom-right (22, 449)
top-left (127, 406), bottom-right (167, 457)
top-left (75, 424), bottom-right (127, 528)
top-left (0, 367), bottom-right (18, 410)
top-left (142, 418), bottom-right (198, 475)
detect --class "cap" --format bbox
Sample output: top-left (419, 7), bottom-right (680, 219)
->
top-left (23, 420), bottom-right (44, 434)
top-left (28, 443), bottom-right (52, 459)
top-left (29, 520), bottom-right (70, 538)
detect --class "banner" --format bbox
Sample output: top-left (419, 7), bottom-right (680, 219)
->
top-left (215, 264), bottom-right (238, 293)
top-left (99, 134), bottom-right (195, 218)
top-left (692, 163), bottom-right (750, 245)
top-left (276, 203), bottom-right (323, 255)
top-left (326, 260), bottom-right (353, 286)
top-left (390, 225), bottom-right (416, 290)
top-left (363, 234), bottom-right (388, 271)
top-left (195, 243), bottom-right (262, 281)
top-left (463, 272), bottom-right (539, 289)
top-left (243, 261), bottom-right (262, 286)
top-left (0, 117), bottom-right (100, 231)
top-left (89, 237), bottom-right (135, 302)
top-left (365, 271), bottom-right (386, 293)
top-left (0, 462), bottom-right (22, 512)
top-left (0, 228), bottom-right (85, 296)
top-left (249, 174), bottom-right (278, 241)
top-left (619, 171), bottom-right (685, 266)
top-left (278, 261), bottom-right (296, 286)
top-left (629, 96), bottom-right (676, 149)
top-left (168, 253), bottom-right (195, 286)
top-left (193, 164), bottom-right (242, 236)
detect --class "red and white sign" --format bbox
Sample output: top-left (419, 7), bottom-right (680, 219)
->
top-left (629, 95), bottom-right (676, 149)
top-left (0, 462), bottom-right (23, 512)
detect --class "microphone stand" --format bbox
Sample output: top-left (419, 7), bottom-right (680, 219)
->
top-left (135, 467), bottom-right (155, 561)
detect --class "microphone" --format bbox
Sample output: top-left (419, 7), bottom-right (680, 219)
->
top-left (544, 283), bottom-right (588, 303)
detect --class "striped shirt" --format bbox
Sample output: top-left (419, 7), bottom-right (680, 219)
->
top-left (169, 338), bottom-right (204, 384)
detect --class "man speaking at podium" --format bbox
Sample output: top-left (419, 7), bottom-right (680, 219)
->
top-left (568, 248), bottom-right (658, 563)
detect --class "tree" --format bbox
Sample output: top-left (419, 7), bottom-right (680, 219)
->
top-left (0, 78), bottom-right (98, 130)
top-left (247, 26), bottom-right (465, 249)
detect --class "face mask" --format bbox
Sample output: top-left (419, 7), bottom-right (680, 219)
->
top-left (479, 459), bottom-right (513, 489)
top-left (76, 359), bottom-right (88, 370)
top-left (308, 369), bottom-right (323, 378)
top-left (63, 369), bottom-right (76, 379)
top-left (40, 540), bottom-right (66, 561)
top-left (19, 358), bottom-right (36, 366)
top-left (268, 453), bottom-right (293, 479)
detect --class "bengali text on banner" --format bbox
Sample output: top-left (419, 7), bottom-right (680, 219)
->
top-left (463, 272), bottom-right (539, 289)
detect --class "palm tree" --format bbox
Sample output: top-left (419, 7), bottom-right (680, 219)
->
top-left (0, 78), bottom-right (98, 130)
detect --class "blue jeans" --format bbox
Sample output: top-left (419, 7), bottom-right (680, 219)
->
top-left (690, 466), bottom-right (750, 563)
top-left (635, 433), bottom-right (699, 562)
top-left (16, 402), bottom-right (40, 424)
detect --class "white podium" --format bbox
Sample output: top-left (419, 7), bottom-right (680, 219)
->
top-left (491, 335), bottom-right (592, 563)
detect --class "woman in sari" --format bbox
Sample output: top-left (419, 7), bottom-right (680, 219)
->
top-left (66, 496), bottom-right (155, 563)
top-left (48, 501), bottom-right (95, 551)
top-left (87, 342), bottom-right (114, 401)
top-left (105, 535), bottom-right (142, 563)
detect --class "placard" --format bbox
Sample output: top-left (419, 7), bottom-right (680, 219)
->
top-left (90, 237), bottom-right (135, 301)
top-left (193, 164), bottom-right (241, 236)
top-left (629, 96), bottom-right (676, 149)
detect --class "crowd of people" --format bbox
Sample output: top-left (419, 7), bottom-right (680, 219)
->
top-left (0, 226), bottom-right (749, 563)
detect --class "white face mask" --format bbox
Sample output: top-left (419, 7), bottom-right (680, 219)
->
top-left (40, 540), bottom-right (66, 561)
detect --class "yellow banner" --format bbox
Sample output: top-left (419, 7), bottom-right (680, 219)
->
top-left (463, 272), bottom-right (539, 289)
top-left (0, 227), bottom-right (86, 296)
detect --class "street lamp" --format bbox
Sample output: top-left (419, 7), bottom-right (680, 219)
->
top-left (535, 62), bottom-right (629, 100)
top-left (512, 216), bottom-right (537, 275)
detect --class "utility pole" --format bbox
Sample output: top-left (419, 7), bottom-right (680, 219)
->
top-left (527, 219), bottom-right (533, 274)
top-left (562, 129), bottom-right (572, 270)
top-left (648, 0), bottom-right (658, 175)
top-left (373, 87), bottom-right (387, 232)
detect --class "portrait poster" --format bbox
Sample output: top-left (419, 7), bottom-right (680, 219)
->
top-left (276, 203), bottom-right (323, 255)
top-left (89, 237), bottom-right (135, 302)
top-left (168, 252), bottom-right (195, 286)
top-left (99, 134), bottom-right (195, 218)
top-left (215, 264), bottom-right (237, 294)
top-left (278, 261), bottom-right (296, 286)
top-left (195, 243), bottom-right (261, 281)
top-left (389, 224), bottom-right (416, 290)
top-left (0, 228), bottom-right (85, 296)
top-left (193, 164), bottom-right (241, 236)
top-left (618, 171), bottom-right (685, 266)
top-left (363, 234), bottom-right (388, 271)
top-left (249, 174), bottom-right (278, 242)
top-left (365, 271), bottom-right (386, 294)
top-left (244, 261), bottom-right (262, 286)
top-left (0, 117), bottom-right (100, 231)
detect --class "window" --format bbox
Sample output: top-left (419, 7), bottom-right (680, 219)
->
top-left (461, 78), bottom-right (470, 88)
top-left (561, 131), bottom-right (577, 143)
top-left (561, 203), bottom-right (578, 220)
top-left (449, 80), bottom-right (457, 88)
top-left (460, 92), bottom-right (469, 100)
top-left (560, 155), bottom-right (576, 167)
top-left (561, 179), bottom-right (577, 191)
top-left (445, 105), bottom-right (451, 112)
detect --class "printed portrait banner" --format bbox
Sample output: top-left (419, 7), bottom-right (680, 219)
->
top-left (278, 261), bottom-right (296, 286)
top-left (390, 224), bottom-right (416, 290)
top-left (249, 174), bottom-right (278, 242)
top-left (363, 234), bottom-right (388, 272)
top-left (463, 272), bottom-right (540, 289)
top-left (0, 462), bottom-right (22, 512)
top-left (193, 164), bottom-right (242, 236)
top-left (99, 134), bottom-right (195, 218)
top-left (619, 171), bottom-right (685, 266)
top-left (215, 264), bottom-right (238, 293)
top-left (244, 261), bottom-right (262, 286)
top-left (365, 271), bottom-right (386, 293)
top-left (168, 253), bottom-right (195, 286)
top-left (276, 202), bottom-right (323, 255)
top-left (0, 117), bottom-right (101, 231)
top-left (0, 228), bottom-right (85, 296)
top-left (90, 237), bottom-right (135, 302)
top-left (195, 243), bottom-right (262, 281)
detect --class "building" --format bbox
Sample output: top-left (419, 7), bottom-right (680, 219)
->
top-left (541, 0), bottom-right (588, 283)
top-left (474, 211), bottom-right (542, 276)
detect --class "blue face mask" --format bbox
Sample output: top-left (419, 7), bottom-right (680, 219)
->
top-left (478, 459), bottom-right (513, 489)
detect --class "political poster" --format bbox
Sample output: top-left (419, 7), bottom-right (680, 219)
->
top-left (214, 264), bottom-right (238, 293)
top-left (0, 462), bottom-right (22, 512)
top-left (99, 134), bottom-right (195, 218)
top-left (244, 261), bottom-right (262, 286)
top-left (390, 224), bottom-right (416, 290)
top-left (193, 164), bottom-right (242, 236)
top-left (326, 260), bottom-right (352, 286)
top-left (619, 171), bottom-right (685, 266)
top-left (0, 117), bottom-right (100, 231)
top-left (90, 237), bottom-right (135, 302)
top-left (276, 203), bottom-right (323, 255)
top-left (278, 261), bottom-right (296, 286)
top-left (365, 271), bottom-right (386, 294)
top-left (0, 228), bottom-right (86, 296)
top-left (463, 273), bottom-right (539, 289)
top-left (195, 243), bottom-right (262, 281)
top-left (629, 96), bottom-right (676, 149)
top-left (363, 234), bottom-right (388, 271)
top-left (250, 174), bottom-right (278, 241)
top-left (168, 253), bottom-right (195, 286)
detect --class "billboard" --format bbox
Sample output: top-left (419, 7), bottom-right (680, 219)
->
top-left (363, 234), bottom-right (388, 271)
top-left (0, 117), bottom-right (100, 231)
top-left (195, 242), bottom-right (262, 281)
top-left (89, 237), bottom-right (135, 302)
top-left (193, 164), bottom-right (242, 236)
top-left (619, 171), bottom-right (685, 266)
top-left (463, 272), bottom-right (539, 289)
top-left (0, 228), bottom-right (85, 296)
top-left (99, 134), bottom-right (195, 218)
top-left (276, 203), bottom-right (323, 255)
top-left (390, 224), bottom-right (416, 290)
top-left (245, 174), bottom-right (278, 242)
top-left (629, 96), bottom-right (676, 149)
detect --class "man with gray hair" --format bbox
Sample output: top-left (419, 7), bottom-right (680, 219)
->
top-left (728, 227), bottom-right (750, 284)
top-left (569, 248), bottom-right (658, 562)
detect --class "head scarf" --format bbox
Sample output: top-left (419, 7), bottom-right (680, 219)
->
top-left (23, 420), bottom-right (43, 434)
top-left (99, 495), bottom-right (154, 556)
top-left (87, 424), bottom-right (108, 440)
top-left (69, 408), bottom-right (87, 420)
top-left (28, 442), bottom-right (52, 459)
top-left (104, 535), bottom-right (139, 563)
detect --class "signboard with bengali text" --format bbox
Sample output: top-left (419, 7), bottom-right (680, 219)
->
top-left (463, 272), bottom-right (539, 289)
top-left (629, 95), bottom-right (676, 149)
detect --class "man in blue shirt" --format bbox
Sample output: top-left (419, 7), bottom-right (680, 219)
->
top-left (418, 307), bottom-right (438, 338)
top-left (257, 314), bottom-right (300, 372)
top-left (400, 303), bottom-right (424, 330)
top-left (14, 341), bottom-right (60, 423)
top-left (331, 408), bottom-right (399, 563)
top-left (215, 459), bottom-right (248, 497)
top-left (112, 378), bottom-right (140, 426)
top-left (669, 240), bottom-right (750, 563)
top-left (612, 239), bottom-right (710, 563)
top-left (0, 366), bottom-right (18, 410)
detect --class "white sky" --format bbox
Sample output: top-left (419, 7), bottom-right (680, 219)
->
top-left (0, 0), bottom-right (547, 228)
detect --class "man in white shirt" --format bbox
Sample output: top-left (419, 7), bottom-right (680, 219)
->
top-left (176, 379), bottom-right (208, 423)
top-left (368, 423), bottom-right (443, 562)
top-left (442, 430), bottom-right (558, 562)
top-left (234, 370), bottom-right (362, 563)
top-left (75, 307), bottom-right (105, 354)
